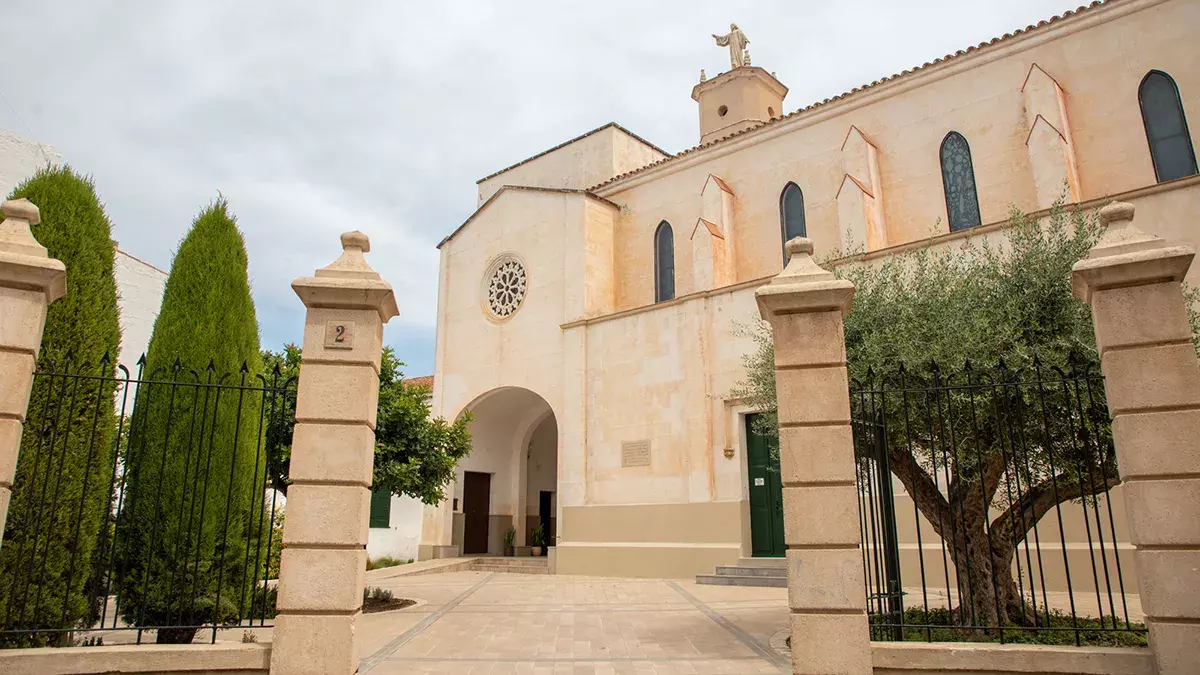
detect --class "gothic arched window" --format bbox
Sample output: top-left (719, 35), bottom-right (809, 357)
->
top-left (654, 221), bottom-right (675, 303)
top-left (780, 182), bottom-right (806, 262)
top-left (1139, 70), bottom-right (1197, 183)
top-left (940, 131), bottom-right (982, 232)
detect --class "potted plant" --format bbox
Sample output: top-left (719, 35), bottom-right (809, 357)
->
top-left (503, 526), bottom-right (516, 556)
top-left (530, 524), bottom-right (545, 557)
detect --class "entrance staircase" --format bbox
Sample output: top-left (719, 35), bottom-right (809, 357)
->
top-left (695, 557), bottom-right (786, 588)
top-left (469, 556), bottom-right (550, 575)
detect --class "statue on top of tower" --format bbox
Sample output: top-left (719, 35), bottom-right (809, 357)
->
top-left (712, 23), bottom-right (750, 69)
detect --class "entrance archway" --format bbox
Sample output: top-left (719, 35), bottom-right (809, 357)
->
top-left (448, 387), bottom-right (558, 555)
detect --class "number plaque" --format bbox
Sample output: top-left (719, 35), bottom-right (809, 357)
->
top-left (324, 320), bottom-right (355, 349)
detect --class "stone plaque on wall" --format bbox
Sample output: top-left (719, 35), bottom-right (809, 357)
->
top-left (621, 440), bottom-right (651, 468)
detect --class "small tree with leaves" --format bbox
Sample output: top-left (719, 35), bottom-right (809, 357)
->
top-left (261, 346), bottom-right (471, 504)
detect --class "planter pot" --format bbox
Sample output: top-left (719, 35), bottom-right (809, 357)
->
top-left (504, 547), bottom-right (514, 557)
top-left (531, 546), bottom-right (544, 557)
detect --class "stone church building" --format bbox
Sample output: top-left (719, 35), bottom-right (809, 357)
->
top-left (419, 0), bottom-right (1200, 579)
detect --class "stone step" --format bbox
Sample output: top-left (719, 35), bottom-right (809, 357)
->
top-left (472, 565), bottom-right (549, 574)
top-left (469, 557), bottom-right (550, 574)
top-left (735, 557), bottom-right (787, 569)
top-left (695, 573), bottom-right (787, 588)
top-left (715, 565), bottom-right (786, 578)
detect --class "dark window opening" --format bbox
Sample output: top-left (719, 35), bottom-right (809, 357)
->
top-left (940, 131), bottom-right (982, 232)
top-left (779, 182), bottom-right (807, 262)
top-left (1140, 70), bottom-right (1198, 183)
top-left (654, 221), bottom-right (675, 303)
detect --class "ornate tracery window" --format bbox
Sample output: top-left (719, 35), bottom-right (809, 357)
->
top-left (779, 182), bottom-right (807, 262)
top-left (1139, 70), bottom-right (1198, 183)
top-left (482, 255), bottom-right (527, 320)
top-left (940, 131), bottom-right (982, 232)
top-left (654, 221), bottom-right (675, 303)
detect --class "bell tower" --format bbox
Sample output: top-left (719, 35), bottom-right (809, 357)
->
top-left (691, 67), bottom-right (788, 145)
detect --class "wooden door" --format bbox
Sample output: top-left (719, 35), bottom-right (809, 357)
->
top-left (746, 414), bottom-right (786, 557)
top-left (462, 471), bottom-right (491, 555)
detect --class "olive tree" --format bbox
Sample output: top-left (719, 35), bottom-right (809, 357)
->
top-left (733, 203), bottom-right (1192, 628)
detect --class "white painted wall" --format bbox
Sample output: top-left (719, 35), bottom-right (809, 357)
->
top-left (367, 494), bottom-right (423, 562)
top-left (113, 250), bottom-right (167, 369)
top-left (0, 129), bottom-right (60, 198)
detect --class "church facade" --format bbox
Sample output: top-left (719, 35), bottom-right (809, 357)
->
top-left (420, 0), bottom-right (1200, 579)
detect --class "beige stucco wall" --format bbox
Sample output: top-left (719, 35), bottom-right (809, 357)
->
top-left (577, 285), bottom-right (758, 507)
top-left (476, 125), bottom-right (667, 204)
top-left (430, 0), bottom-right (1200, 581)
top-left (433, 190), bottom-right (576, 418)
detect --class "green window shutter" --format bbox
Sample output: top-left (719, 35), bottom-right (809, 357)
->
top-left (369, 489), bottom-right (391, 528)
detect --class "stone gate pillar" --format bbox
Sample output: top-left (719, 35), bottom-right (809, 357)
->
top-left (270, 231), bottom-right (398, 675)
top-left (1072, 202), bottom-right (1200, 675)
top-left (756, 238), bottom-right (870, 675)
top-left (0, 199), bottom-right (65, 542)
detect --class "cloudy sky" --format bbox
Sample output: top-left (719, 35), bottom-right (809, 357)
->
top-left (1, 0), bottom-right (1087, 376)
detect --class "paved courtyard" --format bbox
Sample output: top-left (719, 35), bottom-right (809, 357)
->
top-left (355, 570), bottom-right (791, 674)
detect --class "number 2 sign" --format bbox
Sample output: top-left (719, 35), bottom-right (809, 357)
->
top-left (324, 320), bottom-right (355, 349)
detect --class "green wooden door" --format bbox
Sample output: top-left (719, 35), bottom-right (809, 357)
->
top-left (746, 413), bottom-right (786, 557)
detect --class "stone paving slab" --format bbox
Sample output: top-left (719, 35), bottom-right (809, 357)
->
top-left (358, 572), bottom-right (790, 674)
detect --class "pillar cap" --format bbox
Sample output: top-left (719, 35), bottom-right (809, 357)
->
top-left (0, 198), bottom-right (66, 302)
top-left (1072, 201), bottom-right (1194, 303)
top-left (1087, 201), bottom-right (1166, 259)
top-left (0, 198), bottom-right (48, 258)
top-left (292, 231), bottom-right (399, 322)
top-left (756, 236), bottom-right (854, 318)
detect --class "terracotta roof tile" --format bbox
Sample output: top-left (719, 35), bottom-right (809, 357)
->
top-left (404, 375), bottom-right (434, 390)
top-left (589, 1), bottom-right (1108, 192)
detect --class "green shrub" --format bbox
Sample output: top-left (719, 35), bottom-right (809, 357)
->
top-left (870, 606), bottom-right (1148, 648)
top-left (364, 586), bottom-right (395, 604)
top-left (0, 167), bottom-right (120, 646)
top-left (114, 198), bottom-right (264, 643)
top-left (366, 556), bottom-right (410, 571)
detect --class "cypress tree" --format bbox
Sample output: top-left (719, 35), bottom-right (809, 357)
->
top-left (114, 198), bottom-right (264, 643)
top-left (0, 167), bottom-right (121, 645)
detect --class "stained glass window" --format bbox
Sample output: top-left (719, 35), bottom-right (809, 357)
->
top-left (1140, 70), bottom-right (1197, 183)
top-left (940, 132), bottom-right (982, 232)
top-left (655, 221), bottom-right (675, 303)
top-left (780, 183), bottom-right (806, 262)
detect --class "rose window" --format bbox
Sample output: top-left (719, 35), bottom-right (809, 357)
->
top-left (485, 258), bottom-right (527, 319)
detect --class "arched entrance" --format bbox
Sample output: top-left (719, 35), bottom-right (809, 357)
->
top-left (448, 387), bottom-right (558, 555)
